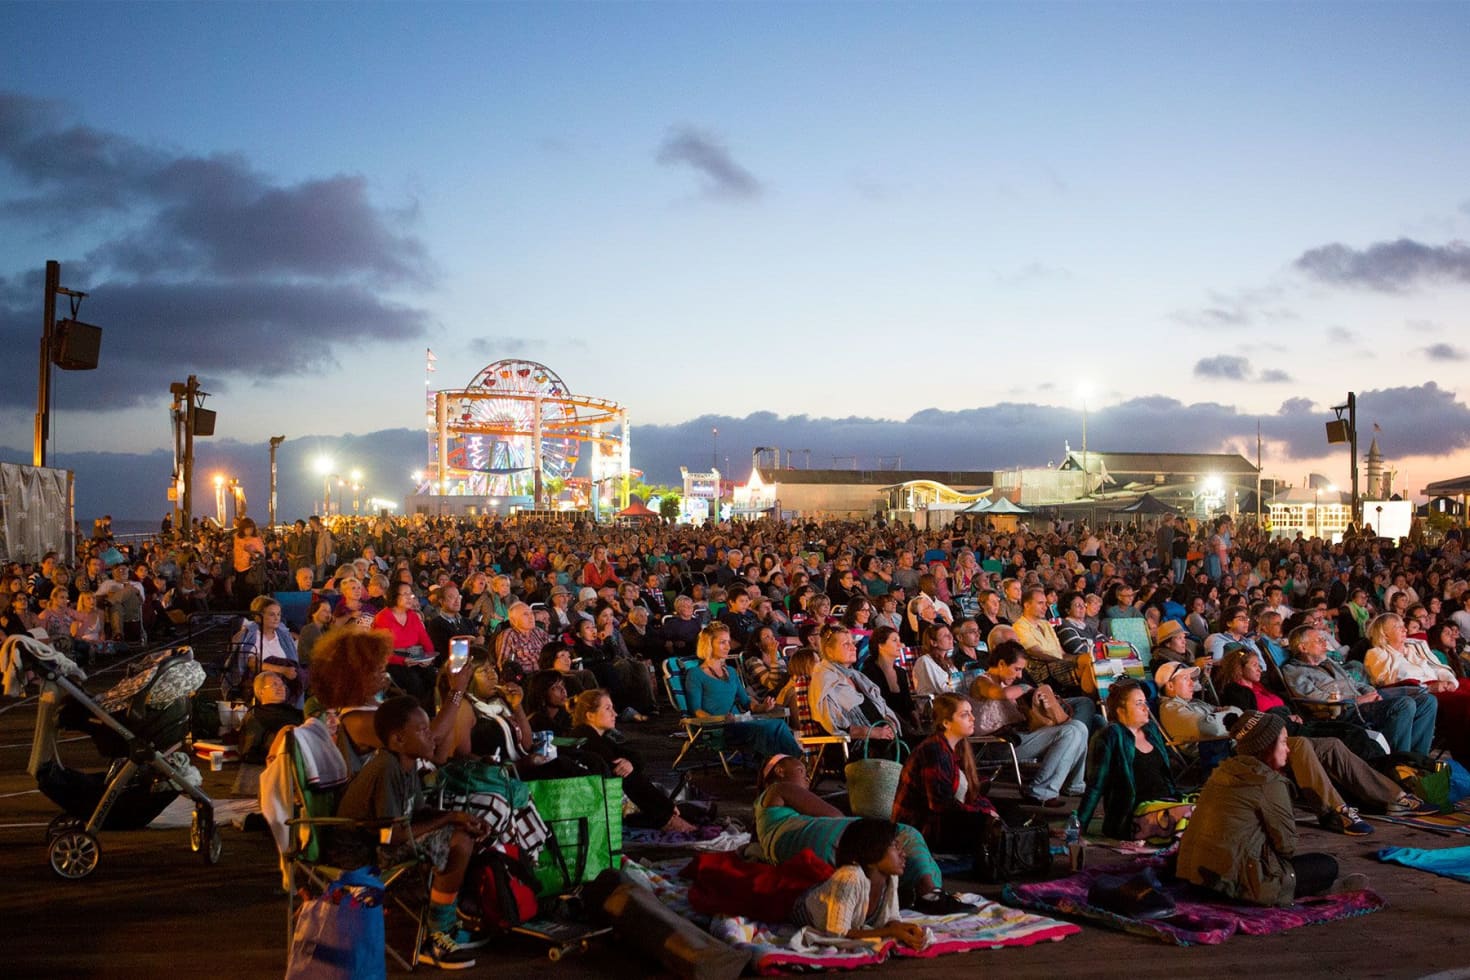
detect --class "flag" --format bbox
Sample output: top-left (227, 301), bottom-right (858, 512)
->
top-left (425, 347), bottom-right (437, 373)
top-left (1372, 422), bottom-right (1381, 432)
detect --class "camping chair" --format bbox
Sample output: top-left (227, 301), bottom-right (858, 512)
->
top-left (930, 686), bottom-right (1026, 788)
top-left (789, 674), bottom-right (850, 787)
top-left (662, 656), bottom-right (735, 778)
top-left (1106, 618), bottom-right (1153, 660)
top-left (1151, 703), bottom-right (1231, 790)
top-left (1265, 655), bottom-right (1368, 726)
top-left (279, 729), bottom-right (428, 972)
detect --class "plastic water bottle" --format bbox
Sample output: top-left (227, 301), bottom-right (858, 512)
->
top-left (1065, 811), bottom-right (1083, 870)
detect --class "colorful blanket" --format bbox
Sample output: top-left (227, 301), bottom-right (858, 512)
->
top-left (1003, 857), bottom-right (1386, 946)
top-left (1374, 799), bottom-right (1470, 835)
top-left (622, 823), bottom-right (752, 852)
top-left (622, 858), bottom-right (1078, 974)
top-left (1376, 844), bottom-right (1470, 884)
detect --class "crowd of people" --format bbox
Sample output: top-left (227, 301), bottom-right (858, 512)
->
top-left (14, 506), bottom-right (1470, 966)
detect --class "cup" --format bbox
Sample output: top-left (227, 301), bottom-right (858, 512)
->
top-left (209, 750), bottom-right (224, 772)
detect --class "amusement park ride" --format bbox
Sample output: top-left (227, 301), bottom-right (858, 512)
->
top-left (417, 357), bottom-right (631, 514)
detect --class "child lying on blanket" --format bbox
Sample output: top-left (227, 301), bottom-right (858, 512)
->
top-left (793, 819), bottom-right (927, 950)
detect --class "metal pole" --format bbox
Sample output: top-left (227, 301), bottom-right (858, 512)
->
top-left (532, 395), bottom-right (544, 507)
top-left (269, 436), bottom-right (284, 529)
top-left (182, 375), bottom-right (196, 530)
top-left (436, 391), bottom-right (449, 498)
top-left (1347, 391), bottom-right (1360, 520)
top-left (620, 410), bottom-right (630, 510)
top-left (34, 261), bottom-right (59, 467)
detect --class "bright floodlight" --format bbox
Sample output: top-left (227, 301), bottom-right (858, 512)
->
top-left (313, 455), bottom-right (333, 476)
top-left (1326, 484), bottom-right (1338, 493)
top-left (350, 468), bottom-right (363, 482)
top-left (411, 470), bottom-right (423, 481)
top-left (1204, 475), bottom-right (1223, 494)
top-left (212, 473), bottom-right (225, 487)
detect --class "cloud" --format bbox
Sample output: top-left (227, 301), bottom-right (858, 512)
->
top-left (1325, 326), bottom-right (1356, 342)
top-left (1194, 355), bottom-right (1252, 380)
top-left (1423, 343), bottom-right (1467, 362)
top-left (1169, 286), bottom-right (1298, 329)
top-left (1407, 319), bottom-right (1442, 333)
top-left (656, 126), bottom-right (761, 200)
top-left (0, 91), bottom-right (432, 410)
top-left (467, 337), bottom-right (530, 356)
top-left (1294, 237), bottom-right (1470, 291)
top-left (1194, 356), bottom-right (1293, 384)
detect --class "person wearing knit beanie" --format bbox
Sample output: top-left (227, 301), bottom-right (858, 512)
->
top-left (1229, 710), bottom-right (1286, 759)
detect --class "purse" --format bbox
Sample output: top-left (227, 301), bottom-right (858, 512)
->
top-left (1026, 683), bottom-right (1073, 730)
top-left (845, 734), bottom-right (908, 820)
top-left (974, 817), bottom-right (1052, 883)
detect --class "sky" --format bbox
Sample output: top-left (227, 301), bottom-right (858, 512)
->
top-left (1, 1), bottom-right (1468, 521)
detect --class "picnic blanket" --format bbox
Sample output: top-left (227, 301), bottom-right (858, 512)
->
top-left (622, 858), bottom-right (1078, 974)
top-left (1376, 844), bottom-right (1470, 884)
top-left (1374, 799), bottom-right (1470, 835)
top-left (623, 822), bottom-right (751, 852)
top-left (1003, 857), bottom-right (1386, 946)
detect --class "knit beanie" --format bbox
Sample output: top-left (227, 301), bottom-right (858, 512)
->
top-left (1229, 710), bottom-right (1285, 758)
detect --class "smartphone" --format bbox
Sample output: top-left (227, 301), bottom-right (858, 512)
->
top-left (448, 636), bottom-right (472, 671)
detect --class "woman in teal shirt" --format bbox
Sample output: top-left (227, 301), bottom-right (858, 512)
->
top-left (683, 623), bottom-right (801, 761)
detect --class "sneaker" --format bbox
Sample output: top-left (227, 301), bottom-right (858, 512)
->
top-left (449, 926), bottom-right (491, 950)
top-left (1329, 872), bottom-right (1372, 895)
top-left (1387, 793), bottom-right (1441, 816)
top-left (911, 890), bottom-right (978, 915)
top-left (417, 931), bottom-right (478, 970)
top-left (1320, 806), bottom-right (1374, 837)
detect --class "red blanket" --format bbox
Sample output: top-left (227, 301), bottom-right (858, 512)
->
top-left (682, 848), bottom-right (834, 922)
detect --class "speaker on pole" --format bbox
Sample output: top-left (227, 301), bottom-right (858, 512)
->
top-left (51, 319), bottom-right (102, 370)
top-left (193, 408), bottom-right (217, 436)
top-left (1325, 419), bottom-right (1350, 444)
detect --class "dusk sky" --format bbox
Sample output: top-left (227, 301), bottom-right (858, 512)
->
top-left (2, 1), bottom-right (1468, 520)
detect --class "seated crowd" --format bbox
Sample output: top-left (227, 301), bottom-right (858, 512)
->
top-left (21, 508), bottom-right (1470, 965)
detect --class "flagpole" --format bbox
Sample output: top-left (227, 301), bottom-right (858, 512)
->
top-left (1256, 421), bottom-right (1262, 527)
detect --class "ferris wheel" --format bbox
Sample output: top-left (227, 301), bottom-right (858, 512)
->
top-left (447, 359), bottom-right (582, 497)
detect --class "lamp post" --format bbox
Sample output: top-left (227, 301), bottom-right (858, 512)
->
top-left (351, 469), bottom-right (363, 514)
top-left (313, 456), bottom-right (333, 516)
top-left (1077, 383), bottom-right (1093, 498)
top-left (268, 436), bottom-right (285, 529)
top-left (212, 474), bottom-right (227, 526)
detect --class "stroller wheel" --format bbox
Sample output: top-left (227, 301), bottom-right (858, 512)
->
top-left (191, 808), bottom-right (222, 864)
top-left (49, 830), bottom-right (101, 880)
top-left (46, 814), bottom-right (85, 841)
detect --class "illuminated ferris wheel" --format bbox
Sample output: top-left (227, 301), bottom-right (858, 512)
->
top-left (427, 357), bottom-right (629, 507)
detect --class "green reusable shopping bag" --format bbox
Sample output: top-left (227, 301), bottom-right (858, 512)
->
top-left (527, 775), bottom-right (623, 896)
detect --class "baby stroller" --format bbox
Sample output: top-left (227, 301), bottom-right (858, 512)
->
top-left (8, 635), bottom-right (222, 879)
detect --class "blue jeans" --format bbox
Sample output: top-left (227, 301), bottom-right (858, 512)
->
top-left (1172, 558), bottom-right (1188, 584)
top-left (1363, 688), bottom-right (1438, 756)
top-left (1015, 719), bottom-right (1089, 800)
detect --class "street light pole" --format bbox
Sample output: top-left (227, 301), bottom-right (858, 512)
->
top-left (268, 436), bottom-right (285, 529)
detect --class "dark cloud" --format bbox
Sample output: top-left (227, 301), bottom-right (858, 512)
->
top-left (1258, 369), bottom-right (1294, 383)
top-left (656, 126), bottom-right (761, 200)
top-left (1294, 237), bottom-right (1470, 291)
top-left (0, 91), bottom-right (432, 410)
top-left (1194, 355), bottom-right (1252, 380)
top-left (1423, 343), bottom-right (1467, 362)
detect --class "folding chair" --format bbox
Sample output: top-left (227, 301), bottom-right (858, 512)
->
top-left (279, 729), bottom-right (428, 972)
top-left (789, 674), bottom-right (850, 787)
top-left (1151, 703), bottom-right (1231, 790)
top-left (661, 656), bottom-right (735, 778)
